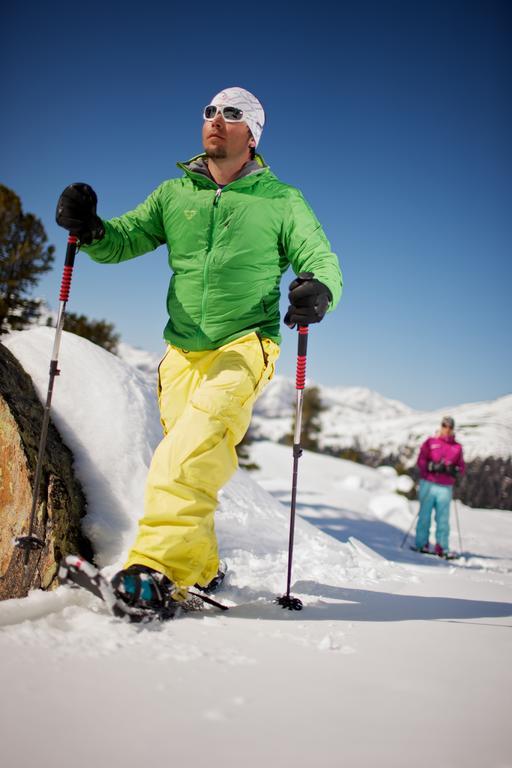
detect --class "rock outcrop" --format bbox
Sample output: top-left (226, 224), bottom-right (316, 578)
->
top-left (0, 342), bottom-right (92, 599)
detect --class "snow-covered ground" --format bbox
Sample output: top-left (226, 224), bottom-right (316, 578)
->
top-left (1, 328), bottom-right (511, 768)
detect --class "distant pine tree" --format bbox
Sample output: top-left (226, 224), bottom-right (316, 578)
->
top-left (454, 456), bottom-right (512, 510)
top-left (61, 312), bottom-right (120, 355)
top-left (0, 185), bottom-right (55, 333)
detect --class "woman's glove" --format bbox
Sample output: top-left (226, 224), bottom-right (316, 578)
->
top-left (428, 461), bottom-right (448, 474)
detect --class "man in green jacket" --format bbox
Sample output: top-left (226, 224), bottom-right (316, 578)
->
top-left (56, 86), bottom-right (342, 620)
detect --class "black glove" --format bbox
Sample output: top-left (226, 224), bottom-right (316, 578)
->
top-left (284, 272), bottom-right (332, 327)
top-left (428, 461), bottom-right (447, 474)
top-left (56, 183), bottom-right (105, 245)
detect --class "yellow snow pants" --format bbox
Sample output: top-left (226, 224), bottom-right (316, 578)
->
top-left (124, 332), bottom-right (279, 589)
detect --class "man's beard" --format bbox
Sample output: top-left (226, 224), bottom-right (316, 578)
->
top-left (205, 145), bottom-right (227, 160)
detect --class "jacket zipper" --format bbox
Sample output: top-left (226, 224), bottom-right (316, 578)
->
top-left (200, 188), bottom-right (223, 338)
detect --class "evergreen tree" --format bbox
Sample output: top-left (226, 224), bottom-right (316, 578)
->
top-left (0, 185), bottom-right (55, 333)
top-left (455, 456), bottom-right (512, 510)
top-left (62, 312), bottom-right (120, 354)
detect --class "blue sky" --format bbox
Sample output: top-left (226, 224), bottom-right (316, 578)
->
top-left (1, 0), bottom-right (510, 410)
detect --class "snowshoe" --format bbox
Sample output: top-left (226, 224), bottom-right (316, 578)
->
top-left (410, 544), bottom-right (433, 555)
top-left (434, 544), bottom-right (458, 560)
top-left (59, 555), bottom-right (230, 622)
top-left (58, 555), bottom-right (184, 623)
top-left (410, 544), bottom-right (458, 561)
top-left (111, 564), bottom-right (183, 621)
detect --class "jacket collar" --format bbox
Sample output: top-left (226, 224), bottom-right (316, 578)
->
top-left (438, 433), bottom-right (456, 444)
top-left (177, 153), bottom-right (268, 187)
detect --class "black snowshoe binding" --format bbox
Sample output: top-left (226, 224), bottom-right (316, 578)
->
top-left (111, 564), bottom-right (182, 621)
top-left (194, 561), bottom-right (227, 595)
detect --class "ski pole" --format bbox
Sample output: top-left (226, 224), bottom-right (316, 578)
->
top-left (453, 497), bottom-right (463, 553)
top-left (277, 324), bottom-right (309, 611)
top-left (15, 234), bottom-right (79, 573)
top-left (400, 509), bottom-right (419, 549)
top-left (400, 482), bottom-right (434, 549)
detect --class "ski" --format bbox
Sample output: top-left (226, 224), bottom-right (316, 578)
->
top-left (409, 546), bottom-right (459, 561)
top-left (58, 555), bottom-right (228, 623)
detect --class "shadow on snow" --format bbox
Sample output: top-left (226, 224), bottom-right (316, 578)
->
top-left (224, 582), bottom-right (512, 624)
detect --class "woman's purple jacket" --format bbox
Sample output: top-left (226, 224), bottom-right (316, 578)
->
top-left (417, 434), bottom-right (465, 486)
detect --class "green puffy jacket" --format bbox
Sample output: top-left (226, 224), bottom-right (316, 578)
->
top-left (84, 154), bottom-right (342, 350)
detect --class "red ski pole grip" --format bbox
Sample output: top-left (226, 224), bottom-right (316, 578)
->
top-left (295, 326), bottom-right (309, 389)
top-left (296, 356), bottom-right (307, 389)
top-left (59, 235), bottom-right (78, 302)
top-left (59, 265), bottom-right (74, 302)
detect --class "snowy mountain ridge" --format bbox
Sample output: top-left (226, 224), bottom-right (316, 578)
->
top-left (253, 375), bottom-right (512, 463)
top-left (251, 375), bottom-right (415, 420)
top-left (114, 343), bottom-right (512, 463)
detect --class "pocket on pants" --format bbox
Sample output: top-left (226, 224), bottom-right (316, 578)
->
top-left (254, 336), bottom-right (280, 398)
top-left (188, 334), bottom-right (278, 443)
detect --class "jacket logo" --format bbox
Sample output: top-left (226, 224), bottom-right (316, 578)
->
top-left (184, 210), bottom-right (197, 220)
